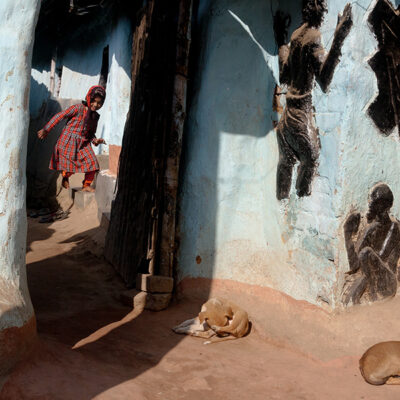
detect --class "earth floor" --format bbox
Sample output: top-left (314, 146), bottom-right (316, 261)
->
top-left (0, 201), bottom-right (399, 399)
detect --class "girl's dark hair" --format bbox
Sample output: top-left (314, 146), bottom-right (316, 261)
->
top-left (91, 92), bottom-right (105, 102)
top-left (302, 0), bottom-right (327, 27)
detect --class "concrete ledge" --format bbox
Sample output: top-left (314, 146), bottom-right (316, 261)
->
top-left (120, 289), bottom-right (172, 311)
top-left (95, 170), bottom-right (116, 224)
top-left (136, 274), bottom-right (173, 293)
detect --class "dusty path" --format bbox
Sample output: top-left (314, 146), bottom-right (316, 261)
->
top-left (0, 204), bottom-right (399, 399)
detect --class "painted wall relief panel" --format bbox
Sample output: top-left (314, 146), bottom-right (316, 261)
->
top-left (367, 0), bottom-right (400, 136)
top-left (178, 0), bottom-right (400, 308)
top-left (273, 1), bottom-right (352, 199)
top-left (342, 184), bottom-right (400, 305)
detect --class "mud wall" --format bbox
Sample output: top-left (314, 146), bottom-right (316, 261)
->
top-left (178, 0), bottom-right (399, 308)
top-left (0, 0), bottom-right (40, 374)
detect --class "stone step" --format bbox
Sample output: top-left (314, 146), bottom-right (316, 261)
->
top-left (120, 289), bottom-right (172, 311)
top-left (69, 187), bottom-right (95, 210)
top-left (136, 273), bottom-right (174, 294)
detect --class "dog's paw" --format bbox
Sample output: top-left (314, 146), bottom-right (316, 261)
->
top-left (203, 341), bottom-right (211, 345)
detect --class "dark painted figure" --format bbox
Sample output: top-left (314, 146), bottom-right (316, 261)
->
top-left (342, 184), bottom-right (400, 305)
top-left (273, 1), bottom-right (352, 200)
top-left (368, 0), bottom-right (400, 136)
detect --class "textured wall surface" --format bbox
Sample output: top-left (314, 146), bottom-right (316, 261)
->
top-left (178, 0), bottom-right (396, 308)
top-left (96, 16), bottom-right (132, 150)
top-left (0, 0), bottom-right (40, 372)
top-left (58, 16), bottom-right (132, 150)
top-left (27, 14), bottom-right (131, 208)
top-left (30, 16), bottom-right (132, 150)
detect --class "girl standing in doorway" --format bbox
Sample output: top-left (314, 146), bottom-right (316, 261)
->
top-left (37, 85), bottom-right (106, 192)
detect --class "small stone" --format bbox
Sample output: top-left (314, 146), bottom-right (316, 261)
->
top-left (69, 187), bottom-right (94, 209)
top-left (144, 292), bottom-right (172, 311)
top-left (136, 274), bottom-right (174, 293)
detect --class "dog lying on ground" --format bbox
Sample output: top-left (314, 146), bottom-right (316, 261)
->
top-left (172, 297), bottom-right (250, 343)
top-left (360, 341), bottom-right (400, 385)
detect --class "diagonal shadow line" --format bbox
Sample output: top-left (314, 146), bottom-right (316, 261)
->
top-left (228, 9), bottom-right (279, 82)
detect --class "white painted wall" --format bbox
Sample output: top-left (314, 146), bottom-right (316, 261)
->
top-left (0, 0), bottom-right (39, 330)
top-left (30, 15), bottom-right (132, 153)
top-left (96, 16), bottom-right (132, 151)
top-left (55, 17), bottom-right (132, 152)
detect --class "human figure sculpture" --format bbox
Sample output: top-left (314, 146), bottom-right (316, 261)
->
top-left (273, 1), bottom-right (353, 199)
top-left (342, 184), bottom-right (400, 305)
top-left (367, 0), bottom-right (400, 136)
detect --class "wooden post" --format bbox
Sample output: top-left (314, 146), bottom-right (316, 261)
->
top-left (159, 0), bottom-right (193, 277)
top-left (105, 0), bottom-right (187, 286)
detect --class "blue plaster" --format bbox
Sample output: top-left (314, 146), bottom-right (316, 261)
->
top-left (0, 0), bottom-right (39, 328)
top-left (178, 0), bottom-right (393, 307)
top-left (29, 16), bottom-right (132, 150)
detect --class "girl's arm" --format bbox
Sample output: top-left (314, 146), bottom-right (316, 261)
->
top-left (37, 104), bottom-right (79, 139)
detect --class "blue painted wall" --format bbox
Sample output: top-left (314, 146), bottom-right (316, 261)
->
top-left (29, 15), bottom-right (132, 151)
top-left (0, 0), bottom-right (39, 332)
top-left (178, 0), bottom-right (396, 307)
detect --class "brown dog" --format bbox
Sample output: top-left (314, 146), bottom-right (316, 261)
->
top-left (360, 341), bottom-right (400, 385)
top-left (172, 297), bottom-right (250, 343)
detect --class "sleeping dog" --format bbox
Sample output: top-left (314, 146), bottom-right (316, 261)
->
top-left (360, 341), bottom-right (400, 385)
top-left (173, 297), bottom-right (250, 343)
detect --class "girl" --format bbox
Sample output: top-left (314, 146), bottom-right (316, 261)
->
top-left (37, 85), bottom-right (106, 192)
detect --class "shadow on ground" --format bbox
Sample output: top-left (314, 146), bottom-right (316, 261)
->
top-left (2, 217), bottom-right (203, 400)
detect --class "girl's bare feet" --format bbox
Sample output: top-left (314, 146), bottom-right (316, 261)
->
top-left (82, 186), bottom-right (95, 193)
top-left (62, 178), bottom-right (70, 189)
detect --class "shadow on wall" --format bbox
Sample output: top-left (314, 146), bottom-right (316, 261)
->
top-left (31, 4), bottom-right (132, 84)
top-left (177, 0), bottom-right (301, 284)
top-left (30, 74), bottom-right (52, 119)
top-left (29, 10), bottom-right (133, 175)
top-left (58, 24), bottom-right (131, 84)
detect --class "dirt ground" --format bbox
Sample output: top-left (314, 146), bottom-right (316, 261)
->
top-left (1, 201), bottom-right (400, 399)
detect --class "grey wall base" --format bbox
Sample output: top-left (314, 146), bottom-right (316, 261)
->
top-left (95, 169), bottom-right (117, 223)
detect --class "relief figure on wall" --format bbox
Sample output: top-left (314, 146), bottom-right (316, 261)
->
top-left (367, 0), bottom-right (400, 136)
top-left (273, 1), bottom-right (352, 200)
top-left (342, 184), bottom-right (400, 305)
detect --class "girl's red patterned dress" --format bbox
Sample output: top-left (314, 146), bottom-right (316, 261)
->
top-left (43, 104), bottom-right (100, 173)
